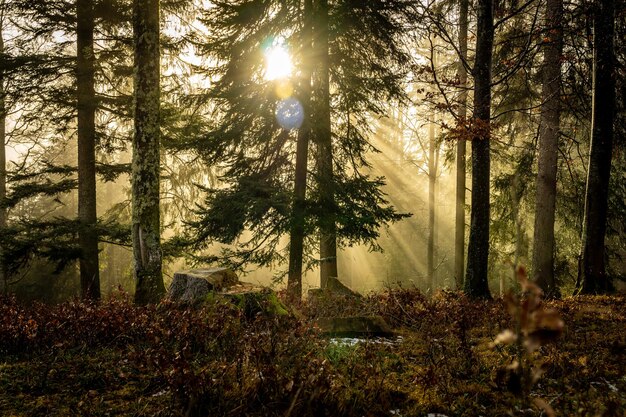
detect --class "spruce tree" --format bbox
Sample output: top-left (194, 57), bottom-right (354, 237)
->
top-left (464, 0), bottom-right (493, 299)
top-left (287, 0), bottom-right (313, 298)
top-left (132, 0), bottom-right (165, 304)
top-left (77, 0), bottom-right (101, 299)
top-left (0, 1), bottom-right (7, 294)
top-left (312, 0), bottom-right (337, 289)
top-left (193, 0), bottom-right (411, 292)
top-left (577, 0), bottom-right (616, 294)
top-left (532, 0), bottom-right (563, 298)
top-left (454, 0), bottom-right (469, 290)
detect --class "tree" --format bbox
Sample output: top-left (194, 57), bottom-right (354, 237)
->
top-left (77, 0), bottom-right (100, 300)
top-left (132, 0), bottom-right (165, 304)
top-left (193, 0), bottom-right (410, 293)
top-left (454, 0), bottom-right (469, 290)
top-left (0, 1), bottom-right (7, 294)
top-left (427, 119), bottom-right (437, 291)
top-left (287, 0), bottom-right (313, 298)
top-left (464, 0), bottom-right (493, 299)
top-left (577, 0), bottom-right (616, 294)
top-left (532, 0), bottom-right (563, 298)
top-left (312, 0), bottom-right (337, 289)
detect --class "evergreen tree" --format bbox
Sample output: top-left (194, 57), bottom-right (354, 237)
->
top-left (577, 0), bottom-right (616, 294)
top-left (77, 0), bottom-right (101, 299)
top-left (192, 0), bottom-right (410, 291)
top-left (454, 0), bottom-right (469, 290)
top-left (132, 0), bottom-right (165, 304)
top-left (287, 0), bottom-right (313, 298)
top-left (532, 0), bottom-right (563, 298)
top-left (464, 0), bottom-right (493, 299)
top-left (0, 0), bottom-right (7, 294)
top-left (427, 119), bottom-right (437, 291)
top-left (312, 0), bottom-right (337, 289)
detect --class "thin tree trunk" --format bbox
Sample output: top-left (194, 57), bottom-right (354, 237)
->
top-left (428, 120), bottom-right (436, 293)
top-left (132, 0), bottom-right (164, 304)
top-left (532, 0), bottom-right (563, 298)
top-left (464, 0), bottom-right (493, 299)
top-left (577, 0), bottom-right (615, 294)
top-left (313, 0), bottom-right (337, 289)
top-left (77, 0), bottom-right (100, 300)
top-left (0, 11), bottom-right (7, 295)
top-left (287, 0), bottom-right (313, 299)
top-left (454, 0), bottom-right (469, 290)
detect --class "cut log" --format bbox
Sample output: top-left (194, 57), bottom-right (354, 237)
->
top-left (168, 267), bottom-right (238, 303)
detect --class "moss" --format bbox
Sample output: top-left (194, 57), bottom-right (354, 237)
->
top-left (222, 290), bottom-right (290, 318)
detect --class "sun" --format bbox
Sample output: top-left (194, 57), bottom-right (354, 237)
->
top-left (264, 44), bottom-right (293, 81)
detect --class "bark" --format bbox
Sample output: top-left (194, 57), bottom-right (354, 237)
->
top-left (77, 0), bottom-right (100, 300)
top-left (0, 14), bottom-right (7, 295)
top-left (577, 0), bottom-right (615, 294)
top-left (287, 0), bottom-right (313, 299)
top-left (532, 0), bottom-right (563, 298)
top-left (464, 0), bottom-right (493, 299)
top-left (427, 120), bottom-right (436, 292)
top-left (313, 0), bottom-right (337, 289)
top-left (454, 0), bottom-right (469, 290)
top-left (132, 0), bottom-right (164, 304)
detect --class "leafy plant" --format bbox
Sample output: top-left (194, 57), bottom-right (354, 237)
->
top-left (492, 266), bottom-right (564, 414)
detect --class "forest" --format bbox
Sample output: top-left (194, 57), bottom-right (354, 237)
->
top-left (0, 0), bottom-right (625, 416)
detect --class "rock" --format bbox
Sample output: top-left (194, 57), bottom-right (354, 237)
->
top-left (315, 316), bottom-right (395, 337)
top-left (168, 267), bottom-right (239, 303)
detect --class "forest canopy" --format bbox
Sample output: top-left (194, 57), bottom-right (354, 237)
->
top-left (0, 0), bottom-right (624, 302)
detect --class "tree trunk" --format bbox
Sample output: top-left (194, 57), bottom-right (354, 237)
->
top-left (0, 14), bottom-right (7, 295)
top-left (532, 0), bottom-right (563, 298)
top-left (132, 0), bottom-right (164, 304)
top-left (464, 0), bottom-right (493, 299)
top-left (577, 0), bottom-right (615, 294)
top-left (287, 0), bottom-right (313, 299)
top-left (77, 0), bottom-right (100, 300)
top-left (454, 0), bottom-right (469, 290)
top-left (428, 120), bottom-right (436, 293)
top-left (313, 0), bottom-right (337, 289)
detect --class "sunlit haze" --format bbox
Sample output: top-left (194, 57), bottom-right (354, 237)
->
top-left (264, 44), bottom-right (293, 81)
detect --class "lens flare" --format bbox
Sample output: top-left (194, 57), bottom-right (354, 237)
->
top-left (276, 97), bottom-right (304, 130)
top-left (275, 80), bottom-right (294, 99)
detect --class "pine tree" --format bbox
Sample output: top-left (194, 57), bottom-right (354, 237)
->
top-left (427, 119), bottom-right (437, 291)
top-left (77, 0), bottom-right (101, 300)
top-left (193, 0), bottom-right (411, 291)
top-left (312, 0), bottom-right (337, 289)
top-left (454, 0), bottom-right (469, 290)
top-left (464, 0), bottom-right (493, 299)
top-left (532, 0), bottom-right (563, 298)
top-left (0, 1), bottom-right (7, 294)
top-left (287, 0), bottom-right (313, 298)
top-left (577, 0), bottom-right (616, 294)
top-left (132, 0), bottom-right (165, 304)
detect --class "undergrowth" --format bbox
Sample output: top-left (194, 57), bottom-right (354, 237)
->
top-left (0, 289), bottom-right (624, 416)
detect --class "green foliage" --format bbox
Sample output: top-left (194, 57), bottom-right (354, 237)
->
top-left (2, 179), bottom-right (77, 209)
top-left (188, 0), bottom-right (413, 272)
top-left (0, 218), bottom-right (131, 277)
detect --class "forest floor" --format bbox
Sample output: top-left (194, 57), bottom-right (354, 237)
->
top-left (0, 288), bottom-right (624, 417)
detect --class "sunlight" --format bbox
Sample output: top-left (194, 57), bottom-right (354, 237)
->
top-left (264, 44), bottom-right (293, 81)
